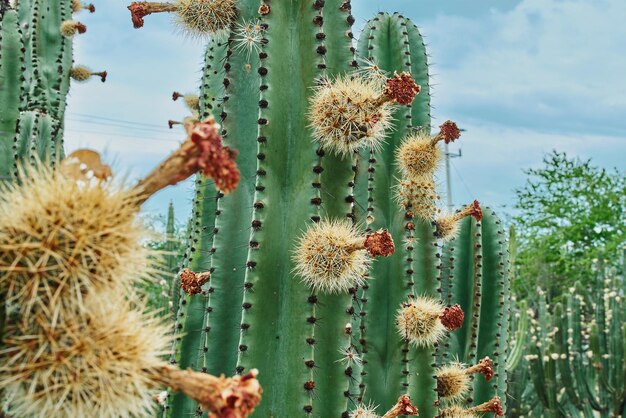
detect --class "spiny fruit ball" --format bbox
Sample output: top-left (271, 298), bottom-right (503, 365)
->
top-left (350, 406), bottom-right (379, 418)
top-left (396, 131), bottom-right (441, 179)
top-left (175, 0), bottom-right (238, 38)
top-left (435, 363), bottom-right (471, 401)
top-left (396, 297), bottom-right (446, 347)
top-left (0, 165), bottom-right (148, 317)
top-left (294, 219), bottom-right (371, 293)
top-left (308, 75), bottom-right (393, 156)
top-left (0, 294), bottom-right (170, 418)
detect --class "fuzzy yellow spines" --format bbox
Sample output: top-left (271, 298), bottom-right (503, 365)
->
top-left (0, 165), bottom-right (149, 318)
top-left (127, 0), bottom-right (237, 37)
top-left (434, 200), bottom-right (483, 242)
top-left (60, 20), bottom-right (87, 37)
top-left (70, 65), bottom-right (107, 82)
top-left (396, 298), bottom-right (464, 347)
top-left (396, 297), bottom-right (447, 347)
top-left (350, 407), bottom-right (380, 418)
top-left (396, 130), bottom-right (440, 179)
top-left (174, 0), bottom-right (237, 38)
top-left (308, 75), bottom-right (394, 157)
top-left (435, 357), bottom-right (494, 401)
top-left (0, 293), bottom-right (171, 418)
top-left (293, 219), bottom-right (371, 293)
top-left (438, 407), bottom-right (479, 418)
top-left (436, 363), bottom-right (471, 401)
top-left (439, 397), bottom-right (504, 417)
top-left (395, 177), bottom-right (442, 221)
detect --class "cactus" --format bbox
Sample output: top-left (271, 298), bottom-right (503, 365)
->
top-left (554, 256), bottom-right (625, 418)
top-left (0, 0), bottom-right (106, 179)
top-left (0, 0), bottom-right (105, 358)
top-left (516, 250), bottom-right (625, 418)
top-left (121, 2), bottom-right (513, 418)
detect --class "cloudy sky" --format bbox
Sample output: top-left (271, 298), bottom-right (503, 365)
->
top-left (64, 0), bottom-right (626, 224)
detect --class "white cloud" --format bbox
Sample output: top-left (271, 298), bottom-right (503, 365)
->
top-left (420, 0), bottom-right (626, 135)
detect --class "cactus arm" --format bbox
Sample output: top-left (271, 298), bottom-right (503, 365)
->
top-left (554, 302), bottom-right (584, 410)
top-left (0, 7), bottom-right (24, 177)
top-left (313, 1), bottom-right (361, 416)
top-left (202, 6), bottom-right (262, 381)
top-left (445, 218), bottom-right (474, 360)
top-left (473, 209), bottom-right (508, 405)
top-left (569, 292), bottom-right (603, 412)
top-left (166, 41), bottom-right (225, 417)
top-left (355, 12), bottom-right (436, 416)
top-left (235, 2), bottom-right (329, 416)
top-left (168, 178), bottom-right (219, 418)
top-left (506, 300), bottom-right (528, 371)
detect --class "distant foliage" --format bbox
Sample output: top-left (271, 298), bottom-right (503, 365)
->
top-left (139, 207), bottom-right (187, 316)
top-left (513, 151), bottom-right (625, 298)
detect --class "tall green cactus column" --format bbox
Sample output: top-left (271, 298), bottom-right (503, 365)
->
top-left (0, 2), bottom-right (24, 178)
top-left (236, 1), bottom-right (358, 416)
top-left (354, 12), bottom-right (437, 416)
top-left (1, 0), bottom-right (103, 177)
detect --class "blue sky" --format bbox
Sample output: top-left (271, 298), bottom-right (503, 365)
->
top-left (64, 0), bottom-right (626, 224)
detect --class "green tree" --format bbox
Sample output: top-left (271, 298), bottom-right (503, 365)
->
top-left (513, 151), bottom-right (625, 299)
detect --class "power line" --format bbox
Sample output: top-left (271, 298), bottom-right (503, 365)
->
top-left (66, 117), bottom-right (179, 135)
top-left (67, 112), bottom-right (176, 130)
top-left (65, 128), bottom-right (181, 143)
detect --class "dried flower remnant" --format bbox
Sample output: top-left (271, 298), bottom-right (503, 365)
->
top-left (172, 91), bottom-right (200, 114)
top-left (135, 117), bottom-right (240, 203)
top-left (470, 397), bottom-right (504, 416)
top-left (152, 366), bottom-right (262, 417)
top-left (440, 304), bottom-right (464, 331)
top-left (258, 4), bottom-right (270, 15)
top-left (382, 72), bottom-right (421, 106)
top-left (128, 2), bottom-right (178, 28)
top-left (364, 229), bottom-right (395, 257)
top-left (381, 395), bottom-right (419, 418)
top-left (180, 268), bottom-right (211, 295)
top-left (436, 120), bottom-right (461, 144)
top-left (434, 200), bottom-right (483, 241)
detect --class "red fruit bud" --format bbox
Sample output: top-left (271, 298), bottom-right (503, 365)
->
top-left (384, 72), bottom-right (421, 106)
top-left (128, 2), bottom-right (150, 28)
top-left (364, 229), bottom-right (395, 257)
top-left (180, 268), bottom-right (211, 295)
top-left (438, 120), bottom-right (461, 144)
top-left (440, 304), bottom-right (464, 331)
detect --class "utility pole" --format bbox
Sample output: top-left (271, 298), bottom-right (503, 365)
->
top-left (443, 130), bottom-right (464, 211)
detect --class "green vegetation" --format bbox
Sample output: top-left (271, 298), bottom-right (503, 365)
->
top-left (513, 151), bottom-right (625, 299)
